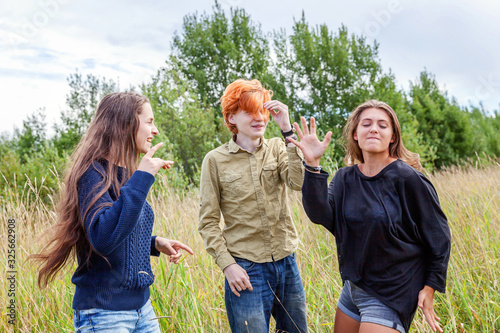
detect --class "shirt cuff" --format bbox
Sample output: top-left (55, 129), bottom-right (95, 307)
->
top-left (216, 251), bottom-right (237, 271)
top-left (286, 145), bottom-right (304, 160)
top-left (127, 170), bottom-right (156, 195)
top-left (304, 168), bottom-right (330, 179)
top-left (150, 236), bottom-right (161, 257)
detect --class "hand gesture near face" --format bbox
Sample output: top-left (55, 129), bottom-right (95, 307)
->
top-left (137, 142), bottom-right (174, 176)
top-left (288, 116), bottom-right (332, 167)
top-left (264, 100), bottom-right (292, 132)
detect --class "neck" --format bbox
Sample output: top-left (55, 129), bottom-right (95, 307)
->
top-left (235, 135), bottom-right (261, 153)
top-left (358, 152), bottom-right (396, 177)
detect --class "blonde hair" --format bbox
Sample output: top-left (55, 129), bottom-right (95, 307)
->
top-left (342, 100), bottom-right (422, 171)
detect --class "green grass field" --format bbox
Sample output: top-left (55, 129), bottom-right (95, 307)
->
top-left (1, 162), bottom-right (499, 332)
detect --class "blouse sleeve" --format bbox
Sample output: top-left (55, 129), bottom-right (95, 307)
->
top-left (404, 172), bottom-right (451, 293)
top-left (301, 169), bottom-right (336, 235)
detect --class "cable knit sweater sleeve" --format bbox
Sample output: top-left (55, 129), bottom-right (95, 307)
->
top-left (78, 163), bottom-right (155, 256)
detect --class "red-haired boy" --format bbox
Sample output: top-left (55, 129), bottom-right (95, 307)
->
top-left (199, 79), bottom-right (308, 332)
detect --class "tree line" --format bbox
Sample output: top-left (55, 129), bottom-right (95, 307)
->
top-left (1, 2), bottom-right (499, 202)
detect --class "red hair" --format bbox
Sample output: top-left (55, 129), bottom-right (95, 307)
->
top-left (220, 79), bottom-right (273, 134)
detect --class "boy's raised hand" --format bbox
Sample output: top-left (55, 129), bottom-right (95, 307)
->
top-left (264, 100), bottom-right (292, 132)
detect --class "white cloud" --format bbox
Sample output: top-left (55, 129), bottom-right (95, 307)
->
top-left (1, 0), bottom-right (499, 136)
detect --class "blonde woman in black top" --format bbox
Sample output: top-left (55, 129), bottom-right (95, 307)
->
top-left (289, 100), bottom-right (450, 333)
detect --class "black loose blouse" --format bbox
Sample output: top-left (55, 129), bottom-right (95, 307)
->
top-left (302, 159), bottom-right (451, 331)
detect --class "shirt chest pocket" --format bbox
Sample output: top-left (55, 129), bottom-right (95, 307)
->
top-left (220, 173), bottom-right (245, 197)
top-left (262, 162), bottom-right (280, 187)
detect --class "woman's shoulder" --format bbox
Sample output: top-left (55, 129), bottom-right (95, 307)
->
top-left (79, 160), bottom-right (109, 186)
top-left (390, 159), bottom-right (436, 191)
top-left (332, 165), bottom-right (357, 180)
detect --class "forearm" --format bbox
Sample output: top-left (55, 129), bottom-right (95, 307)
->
top-left (198, 219), bottom-right (236, 271)
top-left (277, 143), bottom-right (305, 191)
top-left (82, 170), bottom-right (155, 255)
top-left (302, 170), bottom-right (335, 232)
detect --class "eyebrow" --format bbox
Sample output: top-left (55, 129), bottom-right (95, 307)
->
top-left (360, 117), bottom-right (389, 122)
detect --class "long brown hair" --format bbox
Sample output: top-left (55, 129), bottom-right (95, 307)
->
top-left (342, 100), bottom-right (422, 171)
top-left (32, 91), bottom-right (149, 288)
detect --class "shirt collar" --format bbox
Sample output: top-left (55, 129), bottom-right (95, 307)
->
top-left (229, 135), bottom-right (268, 154)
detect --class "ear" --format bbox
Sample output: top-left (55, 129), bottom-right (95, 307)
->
top-left (390, 134), bottom-right (395, 143)
top-left (353, 132), bottom-right (358, 141)
top-left (228, 114), bottom-right (236, 125)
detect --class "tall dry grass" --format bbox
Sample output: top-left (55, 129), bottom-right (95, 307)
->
top-left (1, 161), bottom-right (499, 332)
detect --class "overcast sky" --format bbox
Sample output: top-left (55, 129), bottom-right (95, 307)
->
top-left (1, 0), bottom-right (499, 136)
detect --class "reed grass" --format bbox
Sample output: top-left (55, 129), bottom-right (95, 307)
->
top-left (1, 160), bottom-right (499, 332)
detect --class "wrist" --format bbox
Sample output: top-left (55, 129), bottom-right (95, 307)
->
top-left (303, 160), bottom-right (322, 172)
top-left (280, 126), bottom-right (294, 138)
top-left (304, 159), bottom-right (321, 167)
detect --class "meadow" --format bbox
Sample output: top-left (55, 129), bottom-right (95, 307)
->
top-left (1, 161), bottom-right (499, 332)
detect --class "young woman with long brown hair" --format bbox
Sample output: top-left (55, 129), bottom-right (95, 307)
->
top-left (33, 91), bottom-right (193, 332)
top-left (289, 100), bottom-right (451, 333)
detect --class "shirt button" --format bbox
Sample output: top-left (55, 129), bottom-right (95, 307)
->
top-left (253, 172), bottom-right (257, 176)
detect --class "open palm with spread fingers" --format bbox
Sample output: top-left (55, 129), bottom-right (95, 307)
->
top-left (288, 116), bottom-right (332, 167)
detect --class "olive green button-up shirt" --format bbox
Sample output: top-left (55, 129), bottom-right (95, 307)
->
top-left (198, 137), bottom-right (305, 271)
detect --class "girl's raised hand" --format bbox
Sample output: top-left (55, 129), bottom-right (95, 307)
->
top-left (288, 117), bottom-right (332, 167)
top-left (137, 142), bottom-right (174, 176)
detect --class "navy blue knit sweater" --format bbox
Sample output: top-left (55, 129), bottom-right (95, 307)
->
top-left (71, 160), bottom-right (160, 310)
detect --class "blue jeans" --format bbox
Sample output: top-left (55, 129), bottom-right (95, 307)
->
top-left (337, 280), bottom-right (405, 333)
top-left (73, 299), bottom-right (161, 332)
top-left (225, 253), bottom-right (308, 333)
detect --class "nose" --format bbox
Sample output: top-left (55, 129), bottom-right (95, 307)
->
top-left (369, 125), bottom-right (378, 133)
top-left (152, 124), bottom-right (159, 136)
top-left (253, 111), bottom-right (264, 121)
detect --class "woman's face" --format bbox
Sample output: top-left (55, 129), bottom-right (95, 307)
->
top-left (135, 103), bottom-right (159, 154)
top-left (353, 107), bottom-right (394, 156)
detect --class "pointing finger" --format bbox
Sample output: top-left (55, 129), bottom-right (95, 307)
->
top-left (176, 242), bottom-right (194, 255)
top-left (162, 160), bottom-right (174, 169)
top-left (146, 142), bottom-right (163, 158)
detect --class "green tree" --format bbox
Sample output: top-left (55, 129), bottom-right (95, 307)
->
top-left (53, 72), bottom-right (117, 153)
top-left (409, 71), bottom-right (475, 167)
top-left (142, 67), bottom-right (228, 184)
top-left (273, 16), bottom-right (431, 166)
top-left (14, 108), bottom-right (47, 162)
top-left (468, 105), bottom-right (500, 158)
top-left (170, 1), bottom-right (274, 115)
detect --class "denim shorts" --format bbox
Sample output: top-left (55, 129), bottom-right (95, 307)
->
top-left (73, 299), bottom-right (161, 332)
top-left (337, 280), bottom-right (405, 333)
